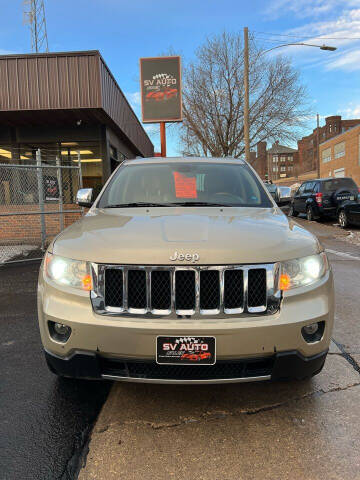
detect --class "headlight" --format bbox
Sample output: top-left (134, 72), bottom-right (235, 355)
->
top-left (280, 252), bottom-right (329, 290)
top-left (45, 253), bottom-right (92, 291)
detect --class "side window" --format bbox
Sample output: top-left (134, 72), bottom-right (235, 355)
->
top-left (313, 183), bottom-right (320, 193)
top-left (304, 182), bottom-right (315, 193)
top-left (297, 184), bottom-right (306, 195)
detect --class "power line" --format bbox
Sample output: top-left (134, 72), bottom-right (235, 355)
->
top-left (23, 0), bottom-right (49, 53)
top-left (252, 30), bottom-right (360, 41)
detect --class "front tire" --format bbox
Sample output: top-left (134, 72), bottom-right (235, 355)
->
top-left (338, 209), bottom-right (349, 228)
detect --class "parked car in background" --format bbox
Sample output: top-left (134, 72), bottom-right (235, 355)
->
top-left (338, 202), bottom-right (360, 228)
top-left (264, 183), bottom-right (292, 206)
top-left (264, 183), bottom-right (279, 203)
top-left (289, 177), bottom-right (359, 221)
top-left (277, 186), bottom-right (292, 206)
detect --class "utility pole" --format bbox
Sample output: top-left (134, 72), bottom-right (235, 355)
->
top-left (316, 113), bottom-right (321, 178)
top-left (243, 27), bottom-right (250, 163)
top-left (160, 122), bottom-right (167, 157)
top-left (23, 0), bottom-right (49, 53)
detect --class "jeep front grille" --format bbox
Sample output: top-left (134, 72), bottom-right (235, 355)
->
top-left (91, 263), bottom-right (281, 317)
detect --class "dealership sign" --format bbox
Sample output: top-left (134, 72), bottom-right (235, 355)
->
top-left (140, 56), bottom-right (182, 123)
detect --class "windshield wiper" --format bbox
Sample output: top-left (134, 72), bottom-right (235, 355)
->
top-left (167, 201), bottom-right (230, 207)
top-left (104, 202), bottom-right (172, 208)
top-left (103, 201), bottom-right (231, 208)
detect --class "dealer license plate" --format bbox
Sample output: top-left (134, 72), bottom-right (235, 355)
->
top-left (337, 195), bottom-right (354, 201)
top-left (156, 336), bottom-right (216, 365)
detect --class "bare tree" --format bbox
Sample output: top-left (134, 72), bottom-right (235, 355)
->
top-left (180, 32), bottom-right (309, 158)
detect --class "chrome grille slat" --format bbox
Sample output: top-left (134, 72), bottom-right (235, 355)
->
top-left (219, 269), bottom-right (225, 314)
top-left (123, 267), bottom-right (128, 311)
top-left (243, 268), bottom-right (249, 312)
top-left (91, 264), bottom-right (281, 317)
top-left (146, 270), bottom-right (151, 312)
top-left (151, 270), bottom-right (171, 314)
top-left (224, 269), bottom-right (244, 314)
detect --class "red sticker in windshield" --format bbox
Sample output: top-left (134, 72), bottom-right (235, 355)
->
top-left (173, 172), bottom-right (197, 198)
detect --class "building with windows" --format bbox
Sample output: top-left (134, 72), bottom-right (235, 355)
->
top-left (0, 50), bottom-right (153, 200)
top-left (297, 115), bottom-right (360, 175)
top-left (251, 141), bottom-right (298, 181)
top-left (319, 124), bottom-right (360, 185)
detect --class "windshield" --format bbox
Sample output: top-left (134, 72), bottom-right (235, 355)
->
top-left (98, 162), bottom-right (273, 208)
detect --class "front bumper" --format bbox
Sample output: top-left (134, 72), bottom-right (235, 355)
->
top-left (44, 348), bottom-right (328, 383)
top-left (38, 267), bottom-right (334, 383)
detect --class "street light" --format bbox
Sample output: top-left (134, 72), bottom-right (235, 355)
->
top-left (243, 28), bottom-right (337, 169)
top-left (262, 43), bottom-right (337, 54)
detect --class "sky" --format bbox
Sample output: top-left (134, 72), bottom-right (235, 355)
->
top-left (0, 0), bottom-right (359, 155)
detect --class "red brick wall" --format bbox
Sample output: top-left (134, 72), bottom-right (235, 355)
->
top-left (255, 142), bottom-right (267, 178)
top-left (0, 204), bottom-right (82, 245)
top-left (319, 125), bottom-right (360, 186)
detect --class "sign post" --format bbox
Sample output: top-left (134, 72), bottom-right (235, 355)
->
top-left (140, 56), bottom-right (182, 157)
top-left (160, 121), bottom-right (167, 157)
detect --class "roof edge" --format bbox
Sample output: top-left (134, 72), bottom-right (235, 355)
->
top-left (0, 50), bottom-right (101, 60)
top-left (319, 123), bottom-right (360, 147)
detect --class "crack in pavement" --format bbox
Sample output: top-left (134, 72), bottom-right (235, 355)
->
top-left (332, 338), bottom-right (360, 375)
top-left (95, 382), bottom-right (360, 432)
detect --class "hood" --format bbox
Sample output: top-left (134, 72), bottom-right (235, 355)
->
top-left (52, 207), bottom-right (320, 264)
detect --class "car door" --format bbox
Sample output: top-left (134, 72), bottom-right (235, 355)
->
top-left (348, 203), bottom-right (360, 226)
top-left (303, 182), bottom-right (316, 210)
top-left (294, 183), bottom-right (308, 213)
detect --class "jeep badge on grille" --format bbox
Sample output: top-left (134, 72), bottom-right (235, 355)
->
top-left (169, 251), bottom-right (200, 263)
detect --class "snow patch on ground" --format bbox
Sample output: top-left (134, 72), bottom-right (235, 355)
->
top-left (335, 229), bottom-right (360, 247)
top-left (0, 245), bottom-right (39, 264)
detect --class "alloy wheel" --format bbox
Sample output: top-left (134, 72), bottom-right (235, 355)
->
top-left (339, 211), bottom-right (347, 228)
top-left (306, 207), bottom-right (313, 221)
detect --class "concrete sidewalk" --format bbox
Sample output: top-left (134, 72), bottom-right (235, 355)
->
top-left (79, 353), bottom-right (360, 480)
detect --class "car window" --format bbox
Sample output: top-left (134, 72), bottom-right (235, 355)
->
top-left (98, 162), bottom-right (273, 208)
top-left (322, 178), bottom-right (357, 192)
top-left (297, 184), bottom-right (306, 195)
top-left (304, 182), bottom-right (315, 193)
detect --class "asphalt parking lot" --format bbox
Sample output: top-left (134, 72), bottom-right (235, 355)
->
top-left (1, 216), bottom-right (360, 480)
top-left (0, 262), bottom-right (111, 480)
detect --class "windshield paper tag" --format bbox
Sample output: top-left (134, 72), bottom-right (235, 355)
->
top-left (173, 172), bottom-right (197, 198)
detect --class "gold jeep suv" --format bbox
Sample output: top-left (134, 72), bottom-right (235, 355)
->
top-left (38, 158), bottom-right (334, 384)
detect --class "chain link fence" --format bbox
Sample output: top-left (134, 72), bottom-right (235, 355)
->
top-left (0, 149), bottom-right (84, 264)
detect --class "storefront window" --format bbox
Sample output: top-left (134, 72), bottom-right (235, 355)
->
top-left (0, 140), bottom-right (104, 204)
top-left (60, 142), bottom-right (103, 197)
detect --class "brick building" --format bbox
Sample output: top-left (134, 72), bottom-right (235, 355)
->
top-left (319, 124), bottom-right (360, 186)
top-left (298, 115), bottom-right (360, 174)
top-left (251, 141), bottom-right (298, 181)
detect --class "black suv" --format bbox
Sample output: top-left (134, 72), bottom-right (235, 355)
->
top-left (289, 177), bottom-right (359, 221)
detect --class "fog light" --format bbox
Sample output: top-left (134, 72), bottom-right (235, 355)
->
top-left (48, 321), bottom-right (72, 343)
top-left (303, 323), bottom-right (319, 335)
top-left (301, 321), bottom-right (325, 343)
top-left (54, 323), bottom-right (69, 335)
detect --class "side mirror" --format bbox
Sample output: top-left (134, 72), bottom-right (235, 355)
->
top-left (76, 188), bottom-right (94, 207)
